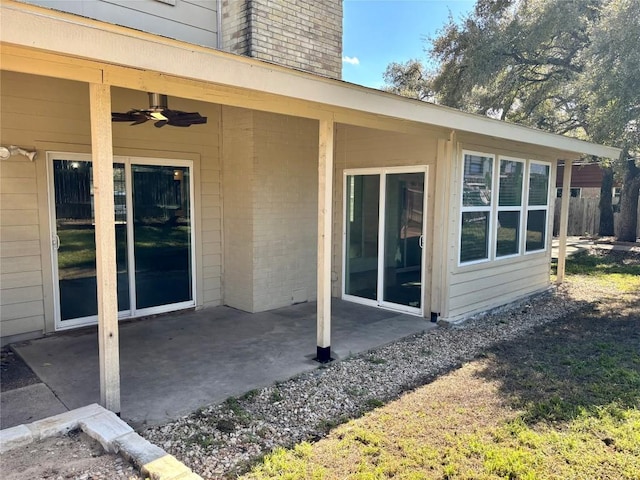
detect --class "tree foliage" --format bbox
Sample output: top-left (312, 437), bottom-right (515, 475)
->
top-left (384, 0), bottom-right (640, 240)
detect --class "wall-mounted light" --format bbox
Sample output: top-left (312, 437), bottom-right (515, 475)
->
top-left (0, 145), bottom-right (37, 162)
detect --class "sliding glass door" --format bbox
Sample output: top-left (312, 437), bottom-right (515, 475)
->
top-left (344, 168), bottom-right (427, 315)
top-left (50, 154), bottom-right (194, 329)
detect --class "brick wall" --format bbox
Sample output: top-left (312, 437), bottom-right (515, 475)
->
top-left (221, 0), bottom-right (342, 79)
top-left (222, 107), bottom-right (256, 311)
top-left (222, 107), bottom-right (318, 312)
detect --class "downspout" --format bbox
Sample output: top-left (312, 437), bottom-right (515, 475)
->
top-left (216, 0), bottom-right (222, 49)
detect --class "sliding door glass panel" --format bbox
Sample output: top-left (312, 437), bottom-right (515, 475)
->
top-left (132, 165), bottom-right (192, 309)
top-left (382, 173), bottom-right (424, 308)
top-left (53, 160), bottom-right (129, 321)
top-left (345, 175), bottom-right (380, 300)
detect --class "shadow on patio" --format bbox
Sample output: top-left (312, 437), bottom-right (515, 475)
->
top-left (2, 299), bottom-right (434, 429)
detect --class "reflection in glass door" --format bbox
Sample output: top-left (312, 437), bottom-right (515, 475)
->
top-left (132, 165), bottom-right (192, 310)
top-left (344, 175), bottom-right (380, 300)
top-left (50, 155), bottom-right (194, 329)
top-left (52, 160), bottom-right (129, 325)
top-left (382, 173), bottom-right (424, 309)
top-left (343, 169), bottom-right (426, 315)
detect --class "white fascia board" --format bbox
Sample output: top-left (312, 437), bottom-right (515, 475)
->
top-left (0, 1), bottom-right (621, 160)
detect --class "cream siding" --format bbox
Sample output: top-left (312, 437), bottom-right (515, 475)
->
top-left (0, 72), bottom-right (223, 340)
top-left (0, 130), bottom-right (44, 340)
top-left (441, 134), bottom-right (562, 322)
top-left (332, 124), bottom-right (441, 314)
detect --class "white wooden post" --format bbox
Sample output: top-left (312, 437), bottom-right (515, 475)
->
top-left (89, 83), bottom-right (121, 412)
top-left (557, 160), bottom-right (573, 283)
top-left (316, 118), bottom-right (334, 362)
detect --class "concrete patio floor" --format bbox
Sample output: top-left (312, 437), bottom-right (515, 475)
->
top-left (3, 299), bottom-right (434, 429)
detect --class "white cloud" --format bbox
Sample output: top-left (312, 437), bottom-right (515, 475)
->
top-left (342, 56), bottom-right (360, 66)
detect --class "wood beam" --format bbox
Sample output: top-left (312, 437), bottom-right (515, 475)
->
top-left (89, 83), bottom-right (121, 412)
top-left (556, 160), bottom-right (573, 283)
top-left (316, 118), bottom-right (334, 363)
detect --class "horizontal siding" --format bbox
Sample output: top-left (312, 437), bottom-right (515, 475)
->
top-left (1, 286), bottom-right (44, 306)
top-left (24, 0), bottom-right (218, 47)
top-left (449, 263), bottom-right (550, 311)
top-left (0, 316), bottom-right (44, 338)
top-left (0, 72), bottom-right (222, 339)
top-left (0, 176), bottom-right (39, 194)
top-left (0, 256), bottom-right (42, 274)
top-left (0, 225), bottom-right (40, 242)
top-left (0, 210), bottom-right (39, 227)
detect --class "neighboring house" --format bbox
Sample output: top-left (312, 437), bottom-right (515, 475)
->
top-left (556, 162), bottom-right (618, 200)
top-left (0, 1), bottom-right (619, 411)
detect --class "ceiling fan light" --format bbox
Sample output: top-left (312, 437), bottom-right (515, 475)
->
top-left (150, 111), bottom-right (168, 121)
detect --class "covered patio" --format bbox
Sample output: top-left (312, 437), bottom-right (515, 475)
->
top-left (0, 1), bottom-right (619, 430)
top-left (2, 299), bottom-right (433, 429)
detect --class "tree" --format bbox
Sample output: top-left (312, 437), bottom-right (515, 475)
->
top-left (581, 0), bottom-right (640, 241)
top-left (384, 0), bottom-right (639, 240)
top-left (382, 60), bottom-right (433, 101)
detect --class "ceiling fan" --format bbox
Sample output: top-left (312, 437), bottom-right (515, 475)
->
top-left (112, 93), bottom-right (207, 127)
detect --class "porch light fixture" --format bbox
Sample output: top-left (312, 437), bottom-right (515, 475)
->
top-left (0, 145), bottom-right (37, 162)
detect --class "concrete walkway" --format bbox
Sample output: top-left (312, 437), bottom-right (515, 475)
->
top-left (4, 299), bottom-right (434, 429)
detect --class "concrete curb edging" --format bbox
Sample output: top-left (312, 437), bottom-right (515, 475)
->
top-left (0, 404), bottom-right (203, 480)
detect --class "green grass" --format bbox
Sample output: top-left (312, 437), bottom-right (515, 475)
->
top-left (243, 248), bottom-right (640, 479)
top-left (57, 224), bottom-right (190, 274)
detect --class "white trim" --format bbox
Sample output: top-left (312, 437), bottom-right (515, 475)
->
top-left (524, 160), bottom-right (552, 254)
top-left (495, 156), bottom-right (526, 259)
top-left (0, 1), bottom-right (621, 160)
top-left (459, 150), bottom-right (495, 266)
top-left (47, 152), bottom-right (196, 330)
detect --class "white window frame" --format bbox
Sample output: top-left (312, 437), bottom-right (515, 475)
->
top-left (459, 150), bottom-right (495, 266)
top-left (457, 152), bottom-right (552, 267)
top-left (342, 166), bottom-right (429, 317)
top-left (495, 156), bottom-right (526, 260)
top-left (524, 160), bottom-right (552, 254)
top-left (47, 152), bottom-right (196, 331)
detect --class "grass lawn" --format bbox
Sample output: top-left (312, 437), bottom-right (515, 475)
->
top-left (244, 248), bottom-right (640, 479)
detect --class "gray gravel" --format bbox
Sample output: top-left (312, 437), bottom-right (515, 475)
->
top-left (142, 273), bottom-right (614, 479)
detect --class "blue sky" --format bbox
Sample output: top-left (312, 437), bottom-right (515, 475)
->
top-left (342, 0), bottom-right (475, 88)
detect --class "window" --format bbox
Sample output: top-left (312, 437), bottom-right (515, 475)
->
top-left (460, 152), bottom-right (494, 263)
top-left (526, 162), bottom-right (550, 252)
top-left (556, 187), bottom-right (581, 198)
top-left (496, 158), bottom-right (524, 257)
top-left (458, 152), bottom-right (551, 265)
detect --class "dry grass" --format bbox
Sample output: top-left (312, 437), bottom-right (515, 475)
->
top-left (243, 249), bottom-right (640, 480)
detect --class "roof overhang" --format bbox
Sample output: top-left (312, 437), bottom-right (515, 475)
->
top-left (0, 0), bottom-right (622, 160)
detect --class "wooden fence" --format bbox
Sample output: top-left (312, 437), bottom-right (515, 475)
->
top-left (553, 197), bottom-right (640, 238)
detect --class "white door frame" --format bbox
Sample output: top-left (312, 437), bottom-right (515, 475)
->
top-left (342, 166), bottom-right (428, 317)
top-left (47, 152), bottom-right (196, 330)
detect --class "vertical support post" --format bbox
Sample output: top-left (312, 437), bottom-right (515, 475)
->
top-left (430, 138), bottom-right (447, 322)
top-left (557, 159), bottom-right (573, 283)
top-left (89, 83), bottom-right (121, 412)
top-left (316, 118), bottom-right (334, 363)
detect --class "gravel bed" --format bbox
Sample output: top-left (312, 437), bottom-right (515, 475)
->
top-left (143, 262), bottom-right (621, 480)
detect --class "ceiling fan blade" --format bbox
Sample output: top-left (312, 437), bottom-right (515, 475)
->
top-left (112, 112), bottom-right (138, 122)
top-left (162, 110), bottom-right (208, 127)
top-left (112, 111), bottom-right (151, 125)
top-left (112, 106), bottom-right (207, 127)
